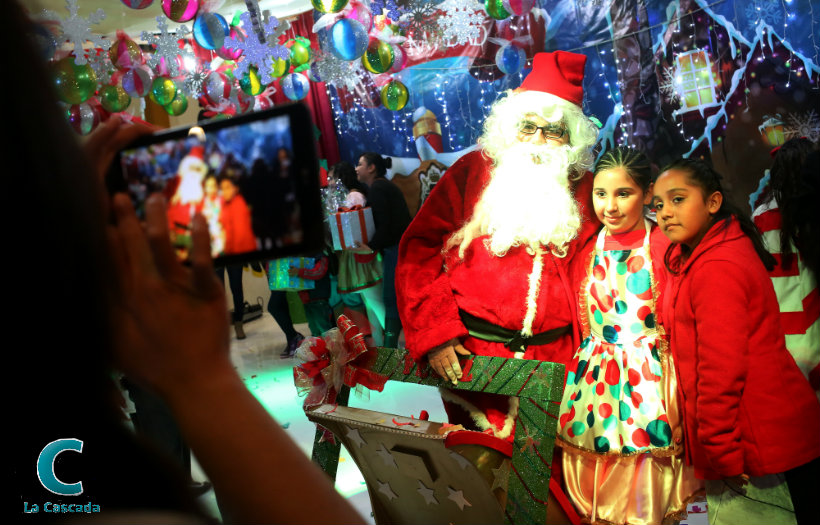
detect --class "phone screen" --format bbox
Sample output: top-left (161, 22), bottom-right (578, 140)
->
top-left (114, 105), bottom-right (323, 265)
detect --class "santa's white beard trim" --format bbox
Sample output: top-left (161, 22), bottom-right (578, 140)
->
top-left (521, 248), bottom-right (544, 337)
top-left (439, 390), bottom-right (520, 440)
top-left (448, 143), bottom-right (581, 259)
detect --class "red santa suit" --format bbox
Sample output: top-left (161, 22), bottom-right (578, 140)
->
top-left (396, 149), bottom-right (597, 435)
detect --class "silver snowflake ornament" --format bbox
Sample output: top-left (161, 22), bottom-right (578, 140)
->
top-left (437, 0), bottom-right (486, 46)
top-left (403, 0), bottom-right (440, 38)
top-left (181, 66), bottom-right (209, 97)
top-left (141, 17), bottom-right (194, 78)
top-left (223, 11), bottom-right (290, 86)
top-left (785, 109), bottom-right (820, 143)
top-left (658, 65), bottom-right (681, 103)
top-left (45, 0), bottom-right (110, 65)
top-left (86, 48), bottom-right (115, 86)
top-left (314, 52), bottom-right (367, 92)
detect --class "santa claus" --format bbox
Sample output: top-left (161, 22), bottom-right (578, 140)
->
top-left (396, 51), bottom-right (599, 439)
top-left (166, 144), bottom-right (208, 256)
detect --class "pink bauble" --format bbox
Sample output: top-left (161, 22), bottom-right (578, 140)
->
top-left (344, 1), bottom-right (373, 32)
top-left (162, 0), bottom-right (198, 23)
top-left (217, 25), bottom-right (246, 61)
top-left (121, 65), bottom-right (154, 97)
top-left (389, 44), bottom-right (407, 73)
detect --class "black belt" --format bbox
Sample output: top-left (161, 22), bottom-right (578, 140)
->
top-left (458, 310), bottom-right (571, 353)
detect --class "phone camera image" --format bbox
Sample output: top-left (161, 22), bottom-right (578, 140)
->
top-left (114, 105), bottom-right (322, 264)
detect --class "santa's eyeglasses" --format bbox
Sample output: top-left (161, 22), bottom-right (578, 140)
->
top-left (518, 121), bottom-right (568, 140)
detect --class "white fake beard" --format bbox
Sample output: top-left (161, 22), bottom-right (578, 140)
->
top-left (450, 143), bottom-right (581, 258)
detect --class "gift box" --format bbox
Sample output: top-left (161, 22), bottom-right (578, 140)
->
top-left (267, 257), bottom-right (316, 291)
top-left (330, 206), bottom-right (375, 251)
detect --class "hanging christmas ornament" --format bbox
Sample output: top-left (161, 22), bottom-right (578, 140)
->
top-left (202, 71), bottom-right (232, 106)
top-left (269, 57), bottom-right (291, 78)
top-left (193, 12), bottom-right (229, 50)
top-left (161, 0), bottom-right (198, 23)
top-left (99, 84), bottom-right (132, 112)
top-left (288, 37), bottom-right (313, 71)
top-left (30, 23), bottom-right (57, 61)
top-left (151, 76), bottom-right (178, 105)
top-left (389, 44), bottom-right (407, 73)
top-left (66, 102), bottom-right (101, 135)
top-left (121, 65), bottom-right (154, 97)
top-left (120, 0), bottom-right (153, 8)
top-left (380, 79), bottom-right (408, 110)
top-left (236, 89), bottom-right (253, 113)
top-left (217, 24), bottom-right (246, 60)
top-left (437, 2), bottom-right (485, 46)
top-left (142, 17), bottom-right (195, 77)
top-left (495, 44), bottom-right (525, 75)
top-left (502, 0), bottom-right (535, 17)
top-left (329, 19), bottom-right (368, 61)
top-left (164, 90), bottom-right (188, 115)
top-left (484, 0), bottom-right (510, 20)
top-left (53, 57), bottom-right (97, 105)
top-left (307, 60), bottom-right (322, 82)
top-left (239, 66), bottom-right (266, 96)
top-left (362, 38), bottom-right (395, 73)
top-left (345, 1), bottom-right (373, 31)
top-left (109, 31), bottom-right (144, 70)
top-left (223, 11), bottom-right (290, 85)
top-left (281, 73), bottom-right (310, 101)
top-left (311, 0), bottom-right (349, 14)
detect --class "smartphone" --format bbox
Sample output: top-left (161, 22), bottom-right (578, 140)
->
top-left (109, 103), bottom-right (324, 266)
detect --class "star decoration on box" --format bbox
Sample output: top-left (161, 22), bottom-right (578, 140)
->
top-left (446, 486), bottom-right (472, 510)
top-left (375, 443), bottom-right (398, 468)
top-left (448, 450), bottom-right (473, 470)
top-left (224, 11), bottom-right (290, 85)
top-left (437, 0), bottom-right (485, 46)
top-left (518, 433), bottom-right (540, 453)
top-left (45, 0), bottom-right (110, 65)
top-left (491, 460), bottom-right (511, 491)
top-left (377, 479), bottom-right (398, 500)
top-left (416, 479), bottom-right (438, 505)
top-left (345, 425), bottom-right (367, 448)
top-left (141, 17), bottom-right (193, 77)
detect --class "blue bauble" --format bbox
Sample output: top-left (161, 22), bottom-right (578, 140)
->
top-left (281, 73), bottom-right (310, 101)
top-left (329, 19), bottom-right (368, 61)
top-left (495, 44), bottom-right (526, 75)
top-left (193, 13), bottom-right (229, 50)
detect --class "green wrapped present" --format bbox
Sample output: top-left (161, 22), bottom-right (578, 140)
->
top-left (267, 257), bottom-right (316, 291)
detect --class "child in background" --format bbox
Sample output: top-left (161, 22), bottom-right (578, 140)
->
top-left (558, 147), bottom-right (702, 525)
top-left (289, 254), bottom-right (334, 339)
top-left (654, 158), bottom-right (820, 525)
top-left (752, 138), bottom-right (819, 400)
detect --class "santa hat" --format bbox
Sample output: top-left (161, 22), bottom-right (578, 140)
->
top-left (186, 145), bottom-right (205, 160)
top-left (517, 51), bottom-right (586, 107)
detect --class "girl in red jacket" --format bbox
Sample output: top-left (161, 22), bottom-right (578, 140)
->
top-left (654, 158), bottom-right (820, 525)
top-left (558, 147), bottom-right (702, 525)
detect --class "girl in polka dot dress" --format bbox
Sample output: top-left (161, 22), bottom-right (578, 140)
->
top-left (557, 147), bottom-right (703, 525)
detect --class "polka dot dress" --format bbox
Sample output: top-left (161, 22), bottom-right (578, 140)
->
top-left (558, 224), bottom-right (673, 454)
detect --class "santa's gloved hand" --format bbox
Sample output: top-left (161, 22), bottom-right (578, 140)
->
top-left (428, 339), bottom-right (471, 385)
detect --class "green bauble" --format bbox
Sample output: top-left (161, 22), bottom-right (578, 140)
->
top-left (99, 85), bottom-right (132, 112)
top-left (485, 0), bottom-right (510, 20)
top-left (53, 57), bottom-right (97, 104)
top-left (288, 38), bottom-right (312, 69)
top-left (164, 91), bottom-right (188, 116)
top-left (380, 79), bottom-right (408, 111)
top-left (270, 57), bottom-right (291, 78)
top-left (151, 76), bottom-right (177, 106)
top-left (239, 66), bottom-right (266, 96)
top-left (362, 38), bottom-right (394, 74)
top-left (310, 0), bottom-right (348, 14)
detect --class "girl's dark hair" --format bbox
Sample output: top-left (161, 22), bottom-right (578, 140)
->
top-left (360, 152), bottom-right (392, 178)
top-left (661, 158), bottom-right (776, 272)
top-left (765, 137), bottom-right (818, 277)
top-left (594, 146), bottom-right (653, 191)
top-left (332, 160), bottom-right (366, 194)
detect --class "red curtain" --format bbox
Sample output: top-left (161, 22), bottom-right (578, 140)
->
top-left (272, 10), bottom-right (341, 170)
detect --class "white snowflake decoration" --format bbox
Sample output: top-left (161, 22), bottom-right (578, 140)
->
top-left (437, 0), bottom-right (485, 46)
top-left (745, 1), bottom-right (783, 27)
top-left (785, 110), bottom-right (820, 143)
top-left (141, 17), bottom-right (194, 78)
top-left (343, 110), bottom-right (364, 133)
top-left (314, 52), bottom-right (367, 91)
top-left (44, 0), bottom-right (110, 65)
top-left (181, 67), bottom-right (209, 97)
top-left (658, 65), bottom-right (681, 103)
top-left (223, 11), bottom-right (290, 85)
top-left (86, 49), bottom-right (115, 85)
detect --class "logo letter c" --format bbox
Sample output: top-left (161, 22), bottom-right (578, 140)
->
top-left (37, 439), bottom-right (83, 496)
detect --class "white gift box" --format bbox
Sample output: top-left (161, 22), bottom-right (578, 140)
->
top-left (331, 206), bottom-right (375, 251)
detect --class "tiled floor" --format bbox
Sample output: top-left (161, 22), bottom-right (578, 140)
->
top-left (187, 269), bottom-right (707, 525)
